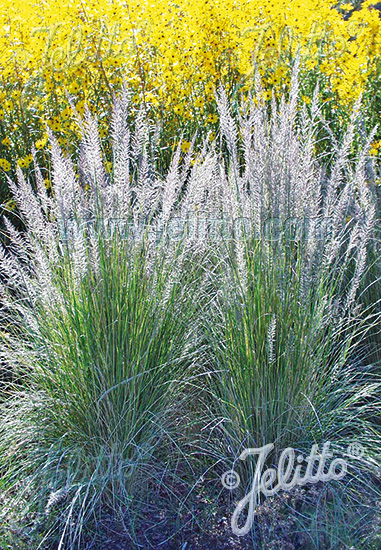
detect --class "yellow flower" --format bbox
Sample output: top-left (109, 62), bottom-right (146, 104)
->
top-left (181, 140), bottom-right (191, 153)
top-left (45, 81), bottom-right (54, 93)
top-left (0, 110), bottom-right (4, 120)
top-left (4, 199), bottom-right (16, 211)
top-left (145, 92), bottom-right (159, 106)
top-left (205, 83), bottom-right (214, 95)
top-left (61, 106), bottom-right (72, 120)
top-left (109, 57), bottom-right (123, 67)
top-left (0, 158), bottom-right (11, 171)
top-left (17, 155), bottom-right (33, 169)
top-left (35, 137), bottom-right (48, 150)
top-left (76, 100), bottom-right (86, 115)
top-left (105, 160), bottom-right (113, 173)
top-left (17, 158), bottom-right (27, 168)
top-left (69, 82), bottom-right (81, 94)
top-left (1, 137), bottom-right (11, 147)
top-left (47, 118), bottom-right (61, 132)
top-left (263, 90), bottom-right (272, 101)
top-left (207, 113), bottom-right (219, 124)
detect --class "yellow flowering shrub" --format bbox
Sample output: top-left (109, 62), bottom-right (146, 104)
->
top-left (0, 158), bottom-right (11, 171)
top-left (0, 0), bottom-right (380, 177)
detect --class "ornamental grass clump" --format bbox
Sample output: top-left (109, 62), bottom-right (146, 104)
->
top-left (0, 70), bottom-right (379, 548)
top-left (201, 71), bottom-right (379, 447)
top-left (191, 74), bottom-right (381, 547)
top-left (0, 92), bottom-right (205, 547)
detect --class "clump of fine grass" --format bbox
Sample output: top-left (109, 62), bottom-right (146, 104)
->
top-left (0, 92), bottom-right (205, 547)
top-left (0, 235), bottom-right (202, 547)
top-left (184, 70), bottom-right (381, 547)
top-left (0, 69), bottom-right (380, 549)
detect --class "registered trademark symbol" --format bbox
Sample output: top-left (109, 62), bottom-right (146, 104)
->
top-left (346, 442), bottom-right (364, 460)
